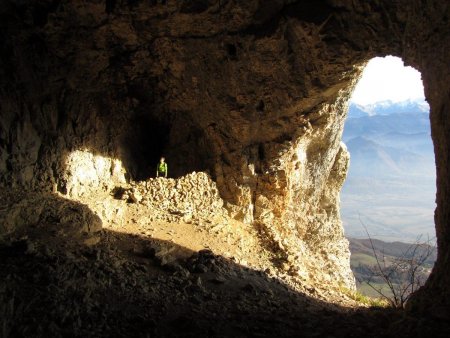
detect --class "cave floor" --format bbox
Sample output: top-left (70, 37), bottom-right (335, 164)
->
top-left (0, 188), bottom-right (446, 337)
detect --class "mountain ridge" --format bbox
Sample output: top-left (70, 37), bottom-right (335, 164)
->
top-left (348, 99), bottom-right (430, 118)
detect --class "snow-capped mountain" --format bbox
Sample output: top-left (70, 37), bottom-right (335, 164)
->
top-left (348, 98), bottom-right (429, 118)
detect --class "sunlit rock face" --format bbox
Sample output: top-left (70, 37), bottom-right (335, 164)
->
top-left (63, 150), bottom-right (127, 198)
top-left (0, 0), bottom-right (449, 307)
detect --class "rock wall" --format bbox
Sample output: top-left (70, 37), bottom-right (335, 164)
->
top-left (0, 0), bottom-right (449, 309)
top-left (64, 149), bottom-right (127, 197)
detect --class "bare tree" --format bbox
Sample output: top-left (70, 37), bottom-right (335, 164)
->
top-left (357, 220), bottom-right (436, 308)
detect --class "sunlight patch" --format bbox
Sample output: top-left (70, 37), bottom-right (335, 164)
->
top-left (64, 149), bottom-right (127, 198)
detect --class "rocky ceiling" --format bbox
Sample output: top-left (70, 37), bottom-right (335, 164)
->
top-left (0, 0), bottom-right (449, 315)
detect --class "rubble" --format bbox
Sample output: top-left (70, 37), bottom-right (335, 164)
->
top-left (122, 172), bottom-right (228, 224)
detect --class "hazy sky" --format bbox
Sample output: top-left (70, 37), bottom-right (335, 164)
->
top-left (351, 56), bottom-right (425, 105)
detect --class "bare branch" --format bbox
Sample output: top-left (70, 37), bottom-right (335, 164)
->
top-left (356, 217), bottom-right (436, 308)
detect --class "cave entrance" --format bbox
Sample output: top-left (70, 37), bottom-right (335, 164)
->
top-left (121, 115), bottom-right (171, 181)
top-left (341, 56), bottom-right (437, 301)
top-left (120, 112), bottom-right (214, 181)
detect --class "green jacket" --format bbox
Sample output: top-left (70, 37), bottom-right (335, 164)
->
top-left (156, 162), bottom-right (168, 176)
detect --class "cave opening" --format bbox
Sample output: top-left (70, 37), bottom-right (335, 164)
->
top-left (341, 55), bottom-right (437, 301)
top-left (121, 115), bottom-right (171, 181)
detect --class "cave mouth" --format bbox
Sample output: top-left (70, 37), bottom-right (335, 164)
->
top-left (121, 115), bottom-right (171, 181)
top-left (341, 55), bottom-right (437, 301)
top-left (119, 113), bottom-right (213, 181)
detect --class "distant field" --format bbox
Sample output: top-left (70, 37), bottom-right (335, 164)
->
top-left (350, 253), bottom-right (377, 267)
top-left (348, 237), bottom-right (436, 299)
top-left (357, 282), bottom-right (393, 298)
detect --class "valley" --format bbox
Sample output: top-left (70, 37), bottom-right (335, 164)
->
top-left (348, 237), bottom-right (436, 299)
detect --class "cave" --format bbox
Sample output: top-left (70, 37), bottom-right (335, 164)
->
top-left (0, 0), bottom-right (449, 336)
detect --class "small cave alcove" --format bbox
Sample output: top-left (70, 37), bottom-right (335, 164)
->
top-left (163, 121), bottom-right (214, 179)
top-left (119, 113), bottom-right (214, 181)
top-left (120, 115), bottom-right (171, 181)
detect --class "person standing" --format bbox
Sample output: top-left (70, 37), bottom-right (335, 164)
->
top-left (156, 157), bottom-right (168, 178)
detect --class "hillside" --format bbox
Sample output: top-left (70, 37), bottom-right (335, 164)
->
top-left (348, 237), bottom-right (436, 298)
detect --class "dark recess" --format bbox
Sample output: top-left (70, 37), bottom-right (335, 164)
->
top-left (105, 0), bottom-right (116, 13)
top-left (32, 0), bottom-right (60, 27)
top-left (226, 43), bottom-right (238, 60)
top-left (283, 0), bottom-right (334, 24)
top-left (258, 143), bottom-right (265, 161)
top-left (180, 0), bottom-right (211, 14)
top-left (122, 115), bottom-right (171, 181)
top-left (166, 124), bottom-right (212, 179)
top-left (256, 100), bottom-right (265, 113)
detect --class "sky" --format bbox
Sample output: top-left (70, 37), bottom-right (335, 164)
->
top-left (350, 56), bottom-right (425, 105)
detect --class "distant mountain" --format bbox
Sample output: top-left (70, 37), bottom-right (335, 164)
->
top-left (345, 135), bottom-right (433, 178)
top-left (343, 113), bottom-right (431, 142)
top-left (347, 103), bottom-right (369, 118)
top-left (348, 99), bottom-right (429, 118)
top-left (380, 131), bottom-right (433, 154)
top-left (348, 237), bottom-right (437, 265)
top-left (346, 136), bottom-right (400, 175)
top-left (341, 99), bottom-right (436, 243)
